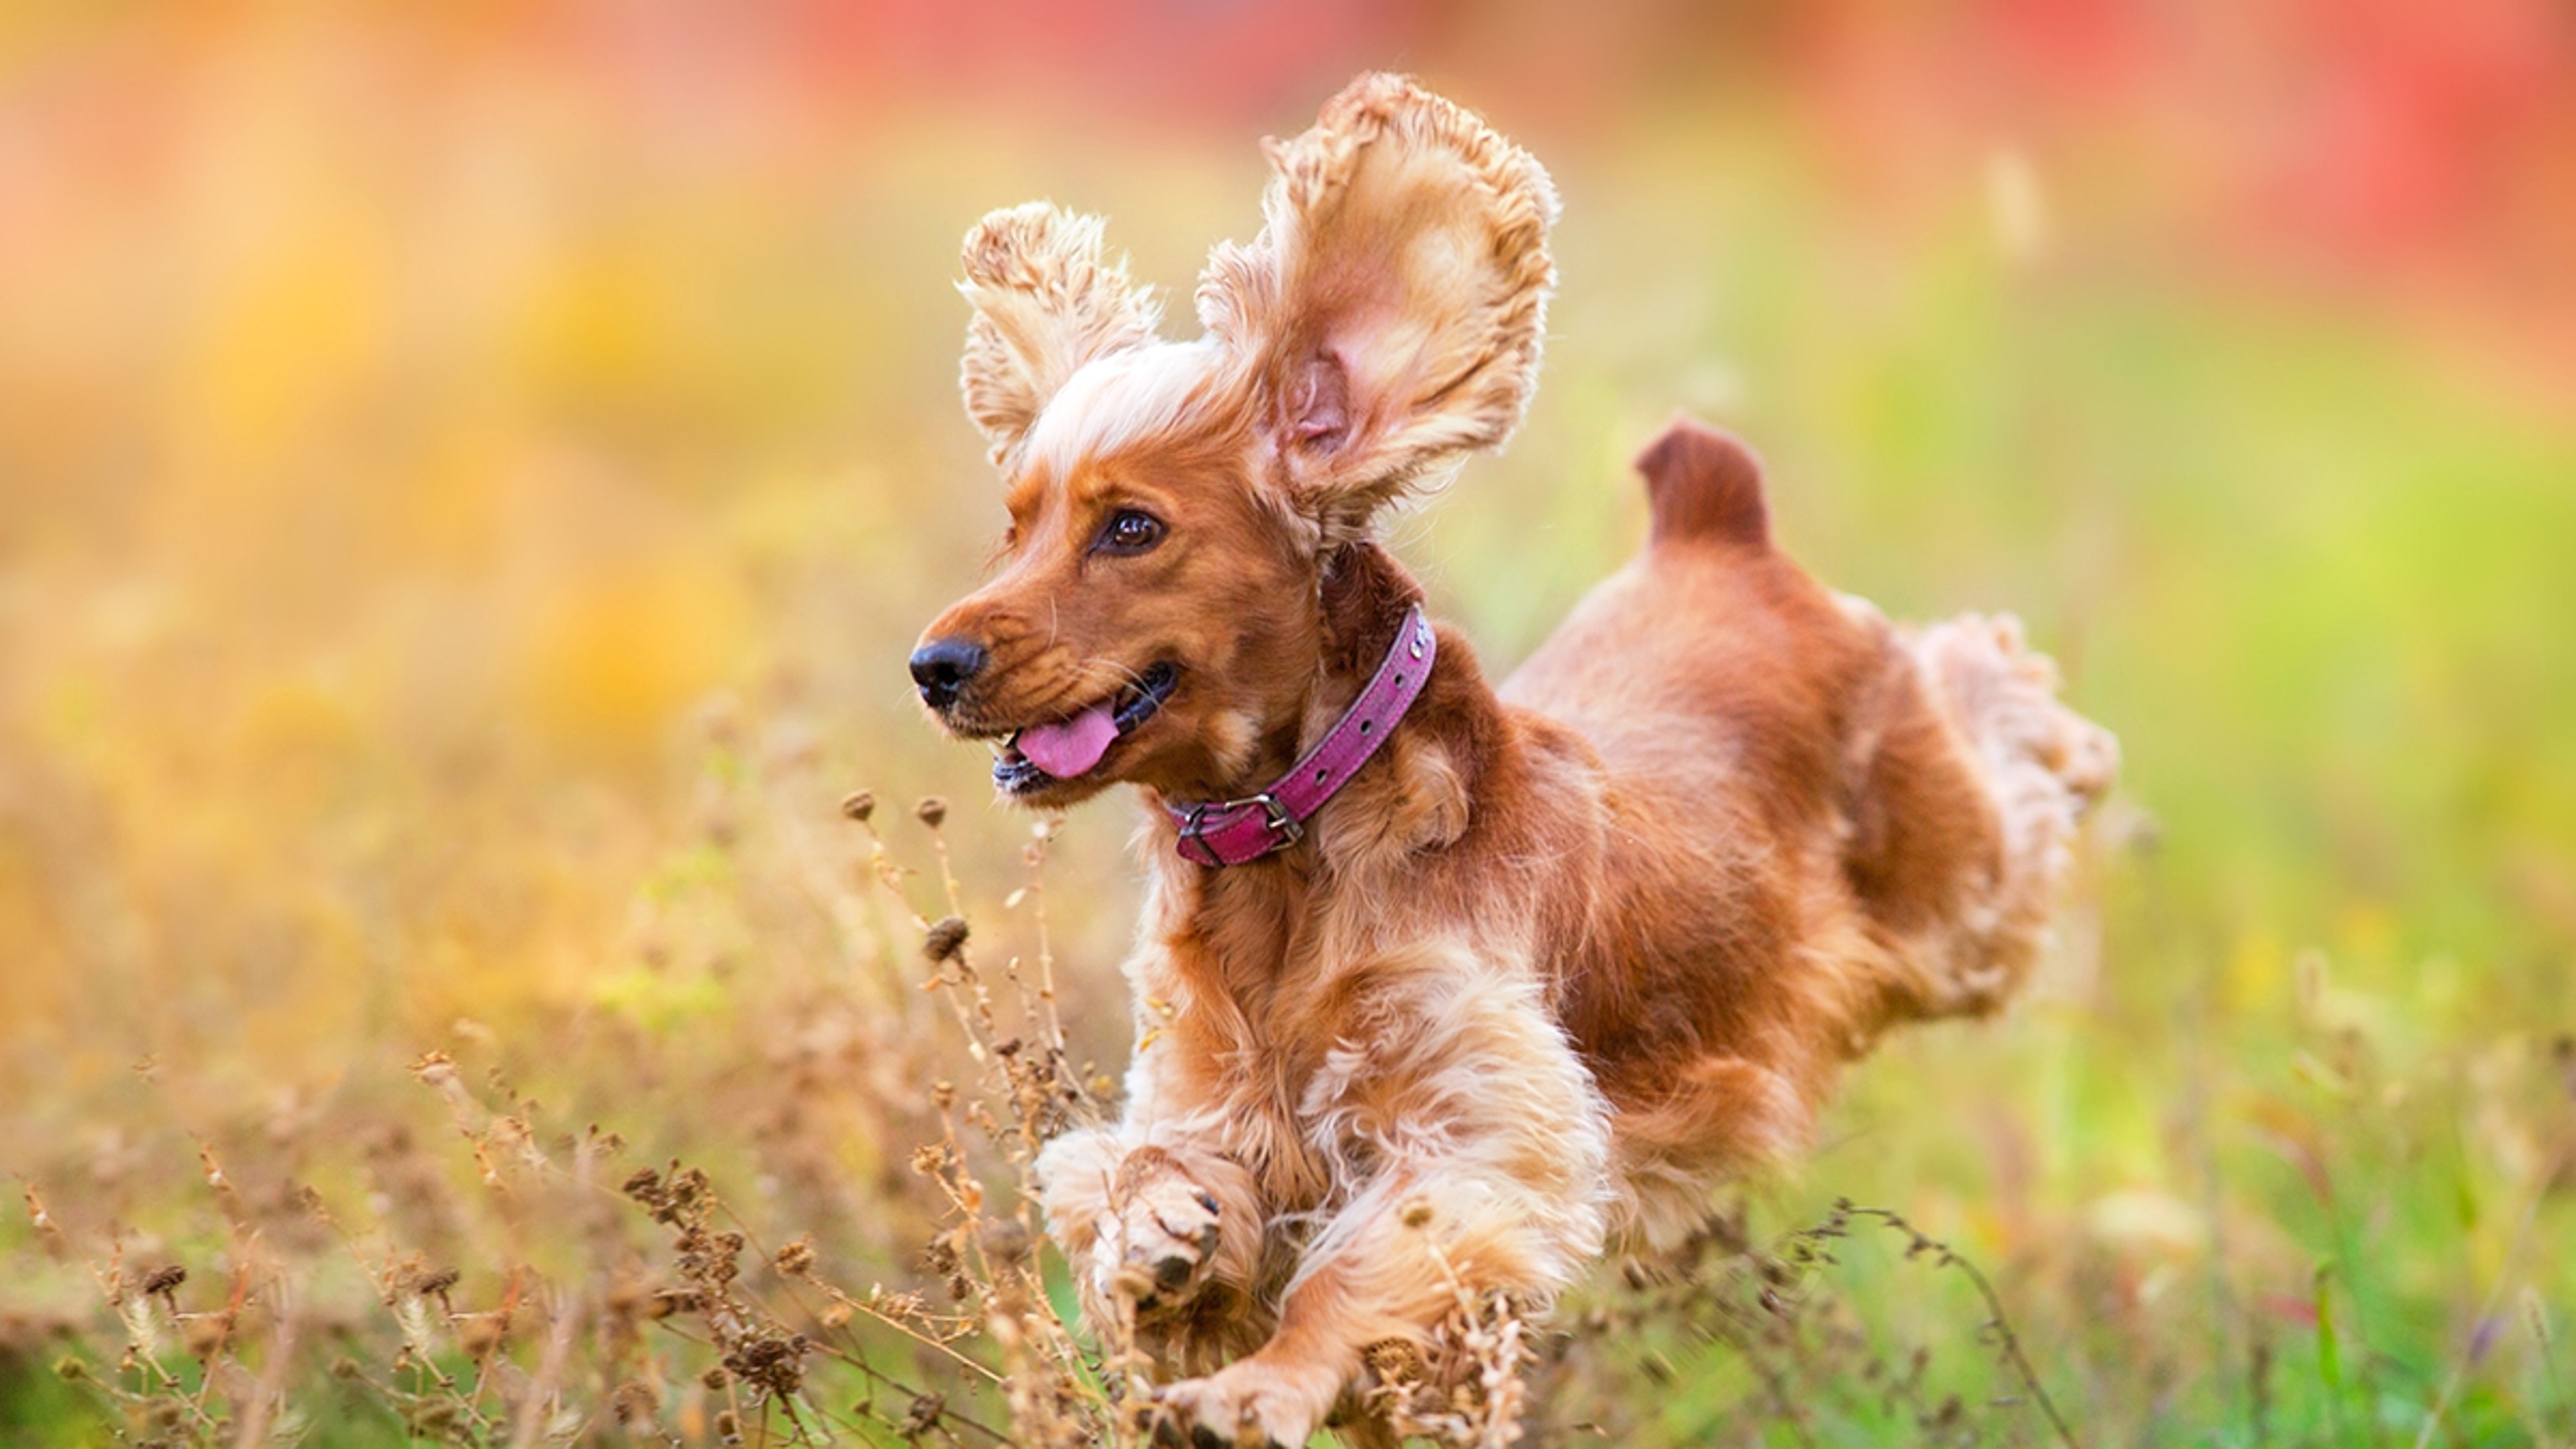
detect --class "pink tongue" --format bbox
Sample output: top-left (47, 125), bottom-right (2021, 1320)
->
top-left (1016, 702), bottom-right (1120, 779)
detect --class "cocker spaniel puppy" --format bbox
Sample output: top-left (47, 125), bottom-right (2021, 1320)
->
top-left (911, 72), bottom-right (2115, 1448)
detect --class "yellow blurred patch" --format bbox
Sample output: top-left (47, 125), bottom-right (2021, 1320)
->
top-left (0, 828), bottom-right (67, 1027)
top-left (229, 674), bottom-right (366, 816)
top-left (2335, 900), bottom-right (2396, 961)
top-left (178, 211), bottom-right (388, 470)
top-left (2222, 930), bottom-right (2287, 1014)
top-left (2085, 1189), bottom-right (2208, 1255)
top-left (514, 557), bottom-right (747, 753)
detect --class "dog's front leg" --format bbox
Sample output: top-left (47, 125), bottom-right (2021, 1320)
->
top-left (1035, 1122), bottom-right (1265, 1363)
top-left (1156, 964), bottom-right (1611, 1448)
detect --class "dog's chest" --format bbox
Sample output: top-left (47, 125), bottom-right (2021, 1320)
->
top-left (1140, 875), bottom-right (1364, 1203)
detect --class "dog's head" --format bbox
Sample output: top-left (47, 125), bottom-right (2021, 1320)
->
top-left (911, 73), bottom-right (1556, 807)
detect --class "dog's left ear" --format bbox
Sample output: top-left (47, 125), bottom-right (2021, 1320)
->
top-left (1197, 73), bottom-right (1558, 544)
top-left (958, 202), bottom-right (1162, 469)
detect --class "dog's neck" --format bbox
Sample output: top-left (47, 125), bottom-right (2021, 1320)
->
top-left (1155, 544), bottom-right (1438, 867)
top-left (1246, 541), bottom-right (1426, 799)
top-left (1311, 543), bottom-right (1425, 690)
top-left (1140, 541), bottom-right (1479, 875)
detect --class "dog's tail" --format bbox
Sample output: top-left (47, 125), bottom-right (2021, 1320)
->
top-left (1635, 413), bottom-right (1770, 551)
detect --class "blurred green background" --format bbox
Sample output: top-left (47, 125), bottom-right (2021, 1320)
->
top-left (3, 2), bottom-right (2573, 1444)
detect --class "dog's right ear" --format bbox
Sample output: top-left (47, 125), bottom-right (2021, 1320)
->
top-left (957, 202), bottom-right (1161, 469)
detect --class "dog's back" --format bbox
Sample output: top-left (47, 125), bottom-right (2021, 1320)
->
top-left (1502, 416), bottom-right (2116, 1239)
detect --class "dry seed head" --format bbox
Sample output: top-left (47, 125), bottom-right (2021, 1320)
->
top-left (140, 1265), bottom-right (186, 1298)
top-left (914, 796), bottom-right (948, 828)
top-left (182, 1316), bottom-right (228, 1360)
top-left (923, 1234), bottom-right (961, 1277)
top-left (923, 916), bottom-right (969, 963)
top-left (979, 1217), bottom-right (1032, 1262)
top-left (722, 1332), bottom-right (810, 1397)
top-left (839, 790), bottom-right (875, 823)
top-left (620, 1167), bottom-right (663, 1203)
top-left (647, 1289), bottom-right (704, 1319)
top-left (610, 1381), bottom-right (659, 1426)
top-left (773, 1237), bottom-right (816, 1277)
top-left (23, 1186), bottom-right (66, 1262)
top-left (668, 1165), bottom-right (711, 1209)
top-left (1366, 1338), bottom-right (1425, 1379)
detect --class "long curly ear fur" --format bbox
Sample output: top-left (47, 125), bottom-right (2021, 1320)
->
top-left (958, 203), bottom-right (1161, 468)
top-left (1197, 72), bottom-right (1558, 544)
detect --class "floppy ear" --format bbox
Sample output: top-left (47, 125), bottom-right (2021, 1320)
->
top-left (1196, 73), bottom-right (1558, 543)
top-left (958, 202), bottom-right (1161, 468)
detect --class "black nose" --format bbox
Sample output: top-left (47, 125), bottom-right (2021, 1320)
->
top-left (909, 637), bottom-right (987, 710)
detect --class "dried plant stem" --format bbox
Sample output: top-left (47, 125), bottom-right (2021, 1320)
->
top-left (1727, 1324), bottom-right (1822, 1449)
top-left (504, 1285), bottom-right (579, 1449)
top-left (1827, 1201), bottom-right (2080, 1449)
top-left (1025, 818), bottom-right (1069, 1057)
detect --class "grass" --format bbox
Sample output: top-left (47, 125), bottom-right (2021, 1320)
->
top-left (4, 716), bottom-right (2568, 1446)
top-left (4, 9), bottom-right (2575, 1446)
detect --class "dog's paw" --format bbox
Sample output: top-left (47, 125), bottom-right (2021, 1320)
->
top-left (1148, 1359), bottom-right (1334, 1449)
top-left (1100, 1168), bottom-right (1223, 1316)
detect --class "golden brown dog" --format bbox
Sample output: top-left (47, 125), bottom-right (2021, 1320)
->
top-left (912, 72), bottom-right (2116, 1448)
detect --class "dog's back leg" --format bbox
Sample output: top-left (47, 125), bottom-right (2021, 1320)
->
top-left (1840, 602), bottom-right (2118, 1021)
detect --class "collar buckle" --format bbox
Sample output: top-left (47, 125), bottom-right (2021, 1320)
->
top-left (1179, 790), bottom-right (1301, 862)
top-left (1250, 790), bottom-right (1302, 847)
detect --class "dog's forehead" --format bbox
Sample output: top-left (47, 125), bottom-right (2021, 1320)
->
top-left (1016, 341), bottom-right (1236, 486)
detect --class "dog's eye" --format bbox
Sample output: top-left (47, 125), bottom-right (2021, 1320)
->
top-left (1094, 510), bottom-right (1166, 557)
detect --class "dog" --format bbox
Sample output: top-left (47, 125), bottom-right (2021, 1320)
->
top-left (910, 72), bottom-right (2116, 1448)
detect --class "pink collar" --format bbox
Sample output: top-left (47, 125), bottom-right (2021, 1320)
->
top-left (1165, 604), bottom-right (1436, 867)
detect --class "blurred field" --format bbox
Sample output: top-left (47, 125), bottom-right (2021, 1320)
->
top-left (4, 3), bottom-right (2575, 1446)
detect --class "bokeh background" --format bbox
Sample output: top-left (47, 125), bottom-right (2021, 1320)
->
top-left (3, 2), bottom-right (2574, 1444)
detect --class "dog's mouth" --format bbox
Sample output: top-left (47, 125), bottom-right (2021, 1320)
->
top-left (992, 662), bottom-right (1179, 796)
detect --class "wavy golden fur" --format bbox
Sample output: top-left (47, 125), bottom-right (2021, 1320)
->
top-left (914, 72), bottom-right (2116, 1447)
